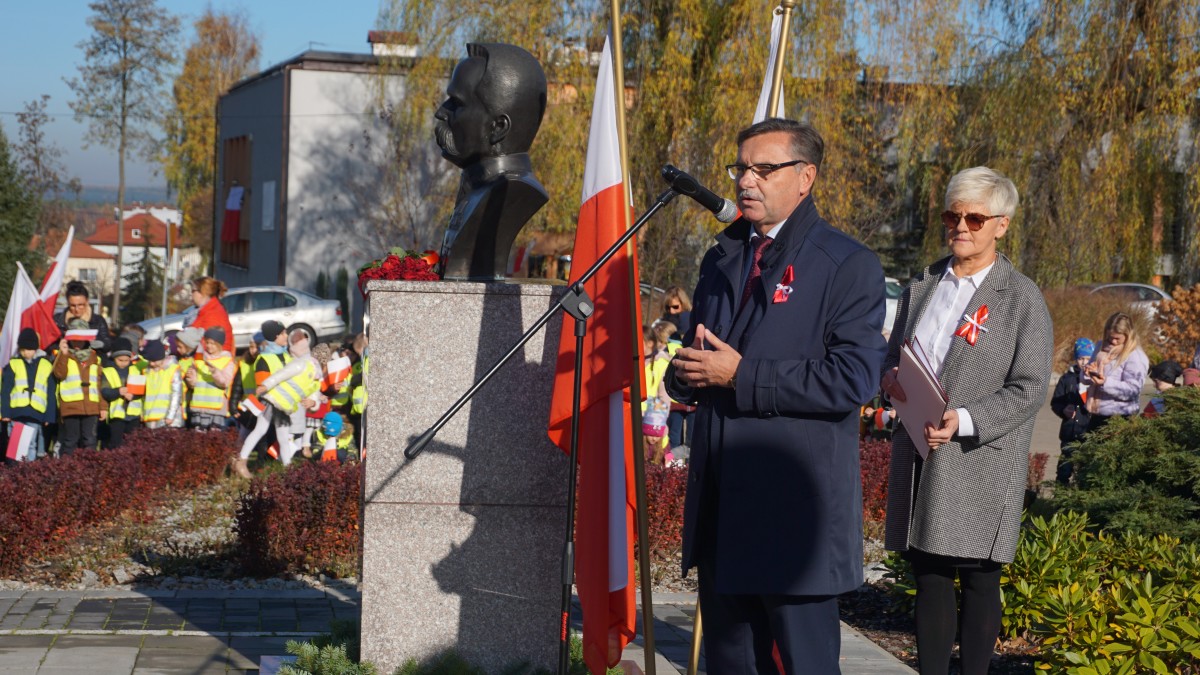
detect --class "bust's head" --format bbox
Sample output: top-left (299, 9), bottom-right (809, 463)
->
top-left (434, 43), bottom-right (547, 168)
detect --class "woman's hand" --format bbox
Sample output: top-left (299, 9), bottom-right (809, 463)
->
top-left (925, 409), bottom-right (960, 451)
top-left (881, 367), bottom-right (907, 402)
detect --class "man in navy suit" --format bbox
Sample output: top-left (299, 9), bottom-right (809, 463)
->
top-left (666, 118), bottom-right (887, 673)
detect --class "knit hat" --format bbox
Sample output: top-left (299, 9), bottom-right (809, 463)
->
top-left (1073, 338), bottom-right (1096, 359)
top-left (176, 327), bottom-right (203, 350)
top-left (142, 340), bottom-right (166, 362)
top-left (17, 328), bottom-right (39, 350)
top-left (261, 320), bottom-right (286, 342)
top-left (322, 411), bottom-right (343, 436)
top-left (1149, 360), bottom-right (1183, 385)
top-left (109, 337), bottom-right (134, 359)
top-left (1184, 368), bottom-right (1200, 387)
top-left (252, 331), bottom-right (265, 345)
top-left (203, 327), bottom-right (226, 345)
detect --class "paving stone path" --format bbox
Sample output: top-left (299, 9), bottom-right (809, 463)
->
top-left (0, 587), bottom-right (913, 674)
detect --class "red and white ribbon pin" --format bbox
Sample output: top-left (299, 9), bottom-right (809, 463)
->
top-left (954, 305), bottom-right (989, 345)
top-left (773, 265), bottom-right (795, 303)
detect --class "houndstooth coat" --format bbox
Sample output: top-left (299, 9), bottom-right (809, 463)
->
top-left (883, 254), bottom-right (1053, 563)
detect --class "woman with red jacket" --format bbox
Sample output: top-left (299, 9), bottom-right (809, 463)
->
top-left (188, 276), bottom-right (235, 353)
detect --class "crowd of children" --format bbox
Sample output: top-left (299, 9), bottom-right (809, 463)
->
top-left (1, 318), bottom-right (368, 471)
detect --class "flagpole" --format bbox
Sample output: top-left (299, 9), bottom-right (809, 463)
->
top-left (765, 0), bottom-right (797, 118)
top-left (608, 2), bottom-right (658, 673)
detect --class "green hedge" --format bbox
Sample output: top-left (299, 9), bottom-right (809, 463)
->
top-left (1053, 386), bottom-right (1200, 541)
top-left (884, 511), bottom-right (1200, 673)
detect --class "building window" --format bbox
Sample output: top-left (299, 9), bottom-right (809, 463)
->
top-left (131, 228), bottom-right (141, 240)
top-left (220, 135), bottom-right (252, 268)
top-left (79, 269), bottom-right (97, 282)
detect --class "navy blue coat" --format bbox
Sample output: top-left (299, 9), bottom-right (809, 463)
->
top-left (666, 197), bottom-right (887, 596)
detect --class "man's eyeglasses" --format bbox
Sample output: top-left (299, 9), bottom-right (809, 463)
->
top-left (941, 210), bottom-right (1003, 232)
top-left (725, 159), bottom-right (807, 181)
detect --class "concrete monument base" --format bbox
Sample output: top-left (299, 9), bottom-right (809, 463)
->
top-left (360, 280), bottom-right (568, 674)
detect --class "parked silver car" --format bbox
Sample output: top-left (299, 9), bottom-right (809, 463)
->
top-left (884, 276), bottom-right (902, 335)
top-left (1088, 282), bottom-right (1171, 321)
top-left (138, 286), bottom-right (347, 349)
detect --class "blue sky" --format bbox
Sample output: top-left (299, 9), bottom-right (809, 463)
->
top-left (0, 0), bottom-right (386, 189)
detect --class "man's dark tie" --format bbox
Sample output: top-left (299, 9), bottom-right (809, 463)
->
top-left (740, 235), bottom-right (774, 308)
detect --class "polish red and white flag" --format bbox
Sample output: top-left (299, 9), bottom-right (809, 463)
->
top-left (546, 35), bottom-right (642, 675)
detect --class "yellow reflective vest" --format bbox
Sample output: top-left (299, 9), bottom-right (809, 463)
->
top-left (351, 356), bottom-right (367, 415)
top-left (59, 360), bottom-right (100, 404)
top-left (142, 363), bottom-right (180, 423)
top-left (190, 355), bottom-right (233, 413)
top-left (8, 358), bottom-right (53, 413)
top-left (265, 359), bottom-right (320, 414)
top-left (102, 366), bottom-right (143, 419)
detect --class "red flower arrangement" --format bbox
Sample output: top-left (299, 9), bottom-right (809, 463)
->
top-left (357, 248), bottom-right (440, 296)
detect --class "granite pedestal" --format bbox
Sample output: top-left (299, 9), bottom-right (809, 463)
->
top-left (360, 280), bottom-right (569, 673)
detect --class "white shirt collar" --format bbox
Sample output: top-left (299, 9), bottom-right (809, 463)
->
top-left (751, 221), bottom-right (786, 243)
top-left (941, 259), bottom-right (995, 288)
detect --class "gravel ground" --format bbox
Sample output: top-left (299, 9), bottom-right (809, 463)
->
top-left (0, 479), bottom-right (357, 593)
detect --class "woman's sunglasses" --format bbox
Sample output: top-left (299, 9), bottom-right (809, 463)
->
top-left (941, 210), bottom-right (1003, 231)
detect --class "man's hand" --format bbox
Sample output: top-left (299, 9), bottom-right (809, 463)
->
top-left (672, 324), bottom-right (741, 388)
top-left (99, 410), bottom-right (108, 422)
top-left (881, 367), bottom-right (907, 403)
top-left (925, 409), bottom-right (960, 451)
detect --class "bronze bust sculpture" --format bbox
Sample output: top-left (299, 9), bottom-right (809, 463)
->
top-left (436, 43), bottom-right (549, 281)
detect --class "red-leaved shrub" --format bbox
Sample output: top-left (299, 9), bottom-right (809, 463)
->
top-left (1028, 451), bottom-right (1049, 489)
top-left (641, 463), bottom-right (688, 583)
top-left (234, 461), bottom-right (361, 578)
top-left (0, 428), bottom-right (233, 576)
top-left (860, 438), bottom-right (892, 523)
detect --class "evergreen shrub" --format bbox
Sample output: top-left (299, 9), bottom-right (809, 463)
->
top-left (1053, 386), bottom-right (1200, 541)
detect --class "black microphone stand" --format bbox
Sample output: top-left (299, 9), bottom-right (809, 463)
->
top-left (402, 187), bottom-right (680, 674)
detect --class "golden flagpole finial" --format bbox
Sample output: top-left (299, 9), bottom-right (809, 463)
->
top-left (766, 1), bottom-right (797, 118)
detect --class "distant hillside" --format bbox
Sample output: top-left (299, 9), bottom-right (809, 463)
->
top-left (78, 185), bottom-right (172, 205)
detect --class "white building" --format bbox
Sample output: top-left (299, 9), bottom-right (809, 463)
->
top-left (84, 213), bottom-right (203, 292)
top-left (213, 38), bottom-right (451, 331)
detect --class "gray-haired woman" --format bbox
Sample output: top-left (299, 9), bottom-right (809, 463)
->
top-left (880, 166), bottom-right (1053, 675)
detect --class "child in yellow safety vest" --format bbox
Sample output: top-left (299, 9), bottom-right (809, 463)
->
top-left (1, 328), bottom-right (57, 461)
top-left (99, 337), bottom-right (143, 449)
top-left (239, 329), bottom-right (321, 467)
top-left (140, 341), bottom-right (184, 429)
top-left (173, 327), bottom-right (204, 423)
top-left (184, 327), bottom-right (235, 430)
top-left (313, 412), bottom-right (357, 464)
top-left (52, 319), bottom-right (104, 456)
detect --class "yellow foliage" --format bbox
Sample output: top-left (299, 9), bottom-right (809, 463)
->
top-left (163, 10), bottom-right (260, 252)
top-left (1154, 283), bottom-right (1200, 366)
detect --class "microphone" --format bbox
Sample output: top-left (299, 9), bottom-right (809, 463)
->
top-left (661, 165), bottom-right (738, 223)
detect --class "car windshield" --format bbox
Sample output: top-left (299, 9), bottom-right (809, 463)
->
top-left (885, 281), bottom-right (903, 299)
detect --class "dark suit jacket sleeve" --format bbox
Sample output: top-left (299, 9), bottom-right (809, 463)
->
top-left (962, 281), bottom-right (1053, 446)
top-left (735, 247), bottom-right (887, 416)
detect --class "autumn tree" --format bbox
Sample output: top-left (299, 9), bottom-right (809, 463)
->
top-left (374, 2), bottom-right (596, 258)
top-left (163, 9), bottom-right (260, 259)
top-left (375, 0), bottom-right (1200, 293)
top-left (0, 124), bottom-right (42, 302)
top-left (66, 0), bottom-right (180, 319)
